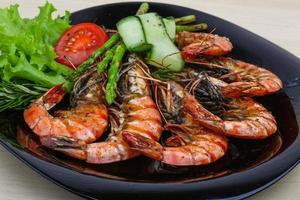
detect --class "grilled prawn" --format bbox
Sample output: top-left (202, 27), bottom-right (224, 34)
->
top-left (123, 81), bottom-right (228, 166)
top-left (24, 57), bottom-right (162, 164)
top-left (176, 31), bottom-right (233, 59)
top-left (23, 71), bottom-right (108, 150)
top-left (81, 58), bottom-right (162, 163)
top-left (187, 75), bottom-right (278, 139)
top-left (186, 57), bottom-right (283, 98)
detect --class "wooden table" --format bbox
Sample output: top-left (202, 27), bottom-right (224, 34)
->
top-left (0, 0), bottom-right (299, 199)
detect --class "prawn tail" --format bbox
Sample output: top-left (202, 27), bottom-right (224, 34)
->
top-left (122, 131), bottom-right (163, 161)
top-left (40, 136), bottom-right (88, 160)
top-left (164, 123), bottom-right (193, 146)
top-left (40, 136), bottom-right (86, 149)
top-left (40, 84), bottom-right (66, 110)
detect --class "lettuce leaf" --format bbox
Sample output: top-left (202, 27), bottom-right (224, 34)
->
top-left (0, 2), bottom-right (72, 87)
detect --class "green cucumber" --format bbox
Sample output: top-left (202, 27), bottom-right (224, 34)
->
top-left (163, 17), bottom-right (176, 41)
top-left (138, 13), bottom-right (184, 72)
top-left (117, 16), bottom-right (152, 52)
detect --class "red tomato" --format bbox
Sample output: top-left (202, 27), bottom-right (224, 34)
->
top-left (55, 23), bottom-right (109, 68)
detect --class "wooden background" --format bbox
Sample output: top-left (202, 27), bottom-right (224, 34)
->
top-left (0, 0), bottom-right (299, 199)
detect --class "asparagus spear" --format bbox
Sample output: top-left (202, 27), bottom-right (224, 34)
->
top-left (176, 23), bottom-right (208, 32)
top-left (105, 43), bottom-right (127, 104)
top-left (97, 44), bottom-right (119, 74)
top-left (103, 2), bottom-right (149, 104)
top-left (83, 2), bottom-right (149, 74)
top-left (136, 2), bottom-right (149, 15)
top-left (73, 33), bottom-right (121, 77)
top-left (62, 33), bottom-right (121, 92)
top-left (175, 15), bottom-right (196, 25)
top-left (97, 2), bottom-right (149, 75)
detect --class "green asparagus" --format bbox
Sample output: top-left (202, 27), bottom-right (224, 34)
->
top-left (72, 33), bottom-right (121, 77)
top-left (97, 44), bottom-right (119, 74)
top-left (103, 2), bottom-right (149, 104)
top-left (136, 2), bottom-right (149, 15)
top-left (105, 43), bottom-right (127, 104)
top-left (62, 33), bottom-right (121, 92)
top-left (176, 23), bottom-right (208, 32)
top-left (175, 15), bottom-right (196, 24)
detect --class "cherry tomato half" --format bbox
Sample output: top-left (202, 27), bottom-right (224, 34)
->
top-left (55, 23), bottom-right (109, 68)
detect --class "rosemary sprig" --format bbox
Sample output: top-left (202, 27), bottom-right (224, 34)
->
top-left (0, 80), bottom-right (48, 112)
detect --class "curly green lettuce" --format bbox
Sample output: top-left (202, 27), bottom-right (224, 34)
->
top-left (0, 2), bottom-right (72, 87)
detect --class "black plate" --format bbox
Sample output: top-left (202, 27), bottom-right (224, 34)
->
top-left (1, 2), bottom-right (300, 200)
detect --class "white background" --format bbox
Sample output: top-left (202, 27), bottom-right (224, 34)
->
top-left (0, 0), bottom-right (299, 199)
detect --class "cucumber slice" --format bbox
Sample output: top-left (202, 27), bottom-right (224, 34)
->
top-left (138, 13), bottom-right (184, 72)
top-left (117, 16), bottom-right (152, 52)
top-left (163, 17), bottom-right (176, 41)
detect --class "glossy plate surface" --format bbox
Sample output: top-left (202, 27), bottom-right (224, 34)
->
top-left (1, 2), bottom-right (300, 200)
